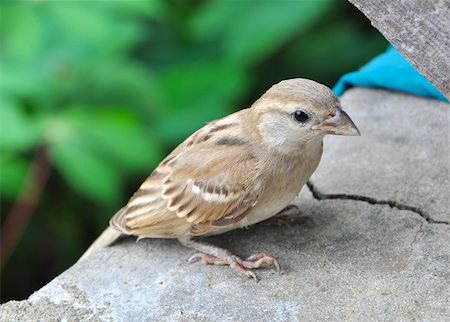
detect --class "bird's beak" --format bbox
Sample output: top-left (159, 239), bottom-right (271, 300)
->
top-left (311, 107), bottom-right (360, 136)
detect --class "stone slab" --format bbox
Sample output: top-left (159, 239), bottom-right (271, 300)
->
top-left (1, 88), bottom-right (449, 321)
top-left (349, 0), bottom-right (450, 100)
top-left (1, 193), bottom-right (449, 321)
top-left (312, 88), bottom-right (450, 223)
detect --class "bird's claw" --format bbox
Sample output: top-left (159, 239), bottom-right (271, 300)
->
top-left (243, 253), bottom-right (281, 273)
top-left (188, 251), bottom-right (280, 280)
top-left (188, 253), bottom-right (227, 265)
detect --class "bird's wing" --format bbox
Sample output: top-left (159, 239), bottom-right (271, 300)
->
top-left (110, 112), bottom-right (260, 237)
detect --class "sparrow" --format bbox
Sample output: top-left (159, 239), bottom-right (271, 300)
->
top-left (79, 78), bottom-right (359, 279)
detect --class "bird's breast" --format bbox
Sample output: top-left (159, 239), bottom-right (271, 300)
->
top-left (240, 141), bottom-right (323, 227)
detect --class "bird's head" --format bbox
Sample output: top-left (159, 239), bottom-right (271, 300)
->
top-left (251, 78), bottom-right (359, 154)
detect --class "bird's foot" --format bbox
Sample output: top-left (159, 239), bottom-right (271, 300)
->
top-left (189, 252), bottom-right (280, 280)
top-left (179, 237), bottom-right (280, 280)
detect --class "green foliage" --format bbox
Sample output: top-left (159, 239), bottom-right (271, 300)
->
top-left (156, 62), bottom-right (249, 142)
top-left (0, 0), bottom-right (387, 301)
top-left (46, 107), bottom-right (160, 203)
top-left (1, 1), bottom-right (160, 202)
top-left (191, 1), bottom-right (330, 65)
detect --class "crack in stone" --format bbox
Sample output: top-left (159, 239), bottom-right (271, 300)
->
top-left (306, 181), bottom-right (449, 225)
top-left (411, 221), bottom-right (425, 248)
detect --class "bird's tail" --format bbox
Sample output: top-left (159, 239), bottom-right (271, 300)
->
top-left (78, 227), bottom-right (122, 262)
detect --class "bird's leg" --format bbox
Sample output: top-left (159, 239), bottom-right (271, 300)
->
top-left (263, 204), bottom-right (310, 227)
top-left (178, 237), bottom-right (280, 280)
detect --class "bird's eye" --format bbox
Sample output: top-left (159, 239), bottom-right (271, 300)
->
top-left (293, 110), bottom-right (309, 123)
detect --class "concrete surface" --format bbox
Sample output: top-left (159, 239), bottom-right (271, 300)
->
top-left (349, 0), bottom-right (450, 100)
top-left (314, 88), bottom-right (450, 223)
top-left (1, 88), bottom-right (449, 321)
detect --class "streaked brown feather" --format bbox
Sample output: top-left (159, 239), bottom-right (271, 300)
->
top-left (110, 111), bottom-right (260, 237)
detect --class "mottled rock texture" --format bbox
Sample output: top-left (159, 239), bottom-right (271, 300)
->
top-left (349, 0), bottom-right (450, 100)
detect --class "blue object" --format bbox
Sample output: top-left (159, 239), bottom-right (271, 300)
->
top-left (333, 46), bottom-right (448, 102)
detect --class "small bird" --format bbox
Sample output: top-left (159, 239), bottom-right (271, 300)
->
top-left (79, 78), bottom-right (359, 279)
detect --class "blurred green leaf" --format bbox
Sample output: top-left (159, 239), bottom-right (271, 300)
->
top-left (107, 0), bottom-right (166, 19)
top-left (72, 61), bottom-right (158, 117)
top-left (0, 1), bottom-right (154, 112)
top-left (287, 22), bottom-right (388, 76)
top-left (50, 140), bottom-right (121, 204)
top-left (0, 99), bottom-right (38, 152)
top-left (286, 21), bottom-right (387, 82)
top-left (0, 3), bottom-right (44, 65)
top-left (0, 154), bottom-right (29, 199)
top-left (50, 3), bottom-right (144, 55)
top-left (225, 1), bottom-right (331, 64)
top-left (58, 107), bottom-right (162, 171)
top-left (191, 1), bottom-right (331, 65)
top-left (42, 106), bottom-right (162, 202)
top-left (157, 62), bottom-right (249, 143)
top-left (188, 1), bottom-right (237, 41)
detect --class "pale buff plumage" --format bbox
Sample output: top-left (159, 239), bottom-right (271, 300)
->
top-left (80, 78), bottom-right (359, 279)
